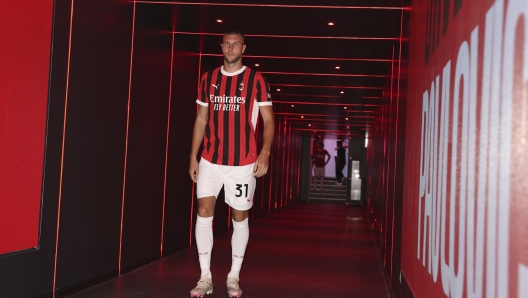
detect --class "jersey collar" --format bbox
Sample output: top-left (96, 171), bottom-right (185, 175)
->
top-left (221, 65), bottom-right (246, 76)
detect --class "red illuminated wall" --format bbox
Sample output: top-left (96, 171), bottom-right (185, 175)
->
top-left (402, 0), bottom-right (528, 297)
top-left (0, 1), bottom-right (53, 255)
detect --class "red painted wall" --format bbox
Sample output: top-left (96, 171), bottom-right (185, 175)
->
top-left (403, 0), bottom-right (528, 297)
top-left (0, 1), bottom-right (53, 255)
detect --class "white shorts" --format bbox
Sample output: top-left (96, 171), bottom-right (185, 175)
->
top-left (314, 167), bottom-right (325, 177)
top-left (196, 158), bottom-right (256, 210)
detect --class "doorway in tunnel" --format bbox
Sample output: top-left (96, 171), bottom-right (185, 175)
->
top-left (307, 137), bottom-right (350, 204)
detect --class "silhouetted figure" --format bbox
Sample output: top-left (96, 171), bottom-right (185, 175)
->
top-left (311, 142), bottom-right (330, 191)
top-left (335, 141), bottom-right (346, 185)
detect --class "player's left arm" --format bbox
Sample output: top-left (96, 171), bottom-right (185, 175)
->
top-left (253, 105), bottom-right (275, 177)
top-left (325, 150), bottom-right (331, 165)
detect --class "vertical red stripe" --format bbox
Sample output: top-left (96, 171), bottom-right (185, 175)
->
top-left (239, 70), bottom-right (251, 163)
top-left (118, 0), bottom-right (136, 276)
top-left (52, 0), bottom-right (75, 296)
top-left (268, 155), bottom-right (272, 212)
top-left (160, 31), bottom-right (176, 257)
top-left (390, 9), bottom-right (404, 280)
top-left (281, 119), bottom-right (287, 208)
top-left (228, 208), bottom-right (231, 228)
top-left (191, 46), bottom-right (203, 247)
top-left (287, 125), bottom-right (292, 204)
top-left (383, 45), bottom-right (395, 266)
top-left (274, 120), bottom-right (282, 210)
top-left (297, 133), bottom-right (301, 201)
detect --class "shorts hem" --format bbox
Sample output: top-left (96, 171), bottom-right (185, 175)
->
top-left (197, 193), bottom-right (218, 199)
top-left (225, 202), bottom-right (253, 211)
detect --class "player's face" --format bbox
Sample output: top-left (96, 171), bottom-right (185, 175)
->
top-left (221, 34), bottom-right (246, 64)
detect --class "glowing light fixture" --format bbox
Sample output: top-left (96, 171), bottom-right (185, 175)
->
top-left (345, 118), bottom-right (349, 120)
top-left (328, 22), bottom-right (334, 26)
top-left (308, 124), bottom-right (311, 127)
top-left (343, 107), bottom-right (347, 109)
top-left (340, 91), bottom-right (344, 94)
top-left (277, 88), bottom-right (281, 91)
top-left (301, 116), bottom-right (304, 118)
top-left (335, 66), bottom-right (340, 69)
top-left (255, 63), bottom-right (259, 67)
top-left (291, 105), bottom-right (294, 107)
top-left (216, 19), bottom-right (223, 23)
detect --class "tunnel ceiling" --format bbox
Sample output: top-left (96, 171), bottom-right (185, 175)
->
top-left (138, 0), bottom-right (405, 139)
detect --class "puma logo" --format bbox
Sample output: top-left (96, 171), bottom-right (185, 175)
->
top-left (212, 84), bottom-right (219, 90)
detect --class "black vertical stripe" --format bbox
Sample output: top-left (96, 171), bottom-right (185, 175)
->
top-left (233, 72), bottom-right (244, 166)
top-left (211, 70), bottom-right (221, 163)
top-left (222, 75), bottom-right (233, 165)
top-left (245, 70), bottom-right (256, 158)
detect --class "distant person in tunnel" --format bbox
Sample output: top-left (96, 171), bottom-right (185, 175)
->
top-left (335, 141), bottom-right (347, 185)
top-left (311, 142), bottom-right (330, 191)
top-left (188, 29), bottom-right (275, 298)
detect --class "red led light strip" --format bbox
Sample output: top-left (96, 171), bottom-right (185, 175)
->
top-left (274, 120), bottom-right (282, 210)
top-left (384, 46), bottom-right (394, 267)
top-left (294, 128), bottom-right (366, 133)
top-left (271, 83), bottom-right (383, 89)
top-left (173, 31), bottom-right (400, 41)
top-left (137, 1), bottom-right (408, 10)
top-left (273, 94), bottom-right (381, 99)
top-left (281, 120), bottom-right (287, 208)
top-left (268, 155), bottom-right (272, 212)
top-left (391, 9), bottom-right (405, 280)
top-left (286, 129), bottom-right (290, 206)
top-left (160, 31), bottom-right (176, 257)
top-left (261, 71), bottom-right (386, 78)
top-left (190, 46), bottom-right (204, 247)
top-left (200, 53), bottom-right (394, 62)
top-left (118, 0), bottom-right (137, 276)
top-left (274, 100), bottom-right (380, 107)
top-left (285, 120), bottom-right (372, 125)
top-left (53, 0), bottom-right (75, 296)
top-left (275, 112), bottom-right (375, 118)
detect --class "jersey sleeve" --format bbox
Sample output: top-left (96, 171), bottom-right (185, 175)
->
top-left (255, 73), bottom-right (272, 106)
top-left (196, 72), bottom-right (209, 106)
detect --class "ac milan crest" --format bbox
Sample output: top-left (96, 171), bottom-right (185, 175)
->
top-left (239, 82), bottom-right (245, 91)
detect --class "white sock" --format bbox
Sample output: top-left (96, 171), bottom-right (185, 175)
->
top-left (228, 218), bottom-right (249, 279)
top-left (195, 215), bottom-right (214, 278)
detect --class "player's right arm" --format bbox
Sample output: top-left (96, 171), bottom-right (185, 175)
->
top-left (189, 105), bottom-right (208, 182)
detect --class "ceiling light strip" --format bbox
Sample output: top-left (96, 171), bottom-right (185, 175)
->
top-left (200, 53), bottom-right (393, 62)
top-left (137, 1), bottom-right (407, 10)
top-left (260, 71), bottom-right (386, 78)
top-left (275, 112), bottom-right (374, 118)
top-left (173, 31), bottom-right (399, 41)
top-left (272, 93), bottom-right (380, 99)
top-left (271, 83), bottom-right (383, 89)
top-left (275, 101), bottom-right (380, 106)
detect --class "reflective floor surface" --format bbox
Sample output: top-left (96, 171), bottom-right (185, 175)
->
top-left (67, 203), bottom-right (391, 298)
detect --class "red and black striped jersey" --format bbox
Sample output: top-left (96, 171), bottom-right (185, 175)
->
top-left (196, 66), bottom-right (273, 166)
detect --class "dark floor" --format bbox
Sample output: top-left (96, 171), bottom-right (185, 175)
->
top-left (67, 203), bottom-right (391, 298)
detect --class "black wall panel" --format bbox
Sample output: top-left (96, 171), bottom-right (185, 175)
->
top-left (120, 8), bottom-right (173, 271)
top-left (55, 0), bottom-right (133, 290)
top-left (162, 40), bottom-right (200, 255)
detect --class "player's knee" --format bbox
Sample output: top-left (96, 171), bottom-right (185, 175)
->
top-left (231, 212), bottom-right (248, 222)
top-left (197, 206), bottom-right (214, 217)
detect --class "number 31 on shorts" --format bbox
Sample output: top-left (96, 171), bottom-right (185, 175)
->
top-left (235, 184), bottom-right (249, 198)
